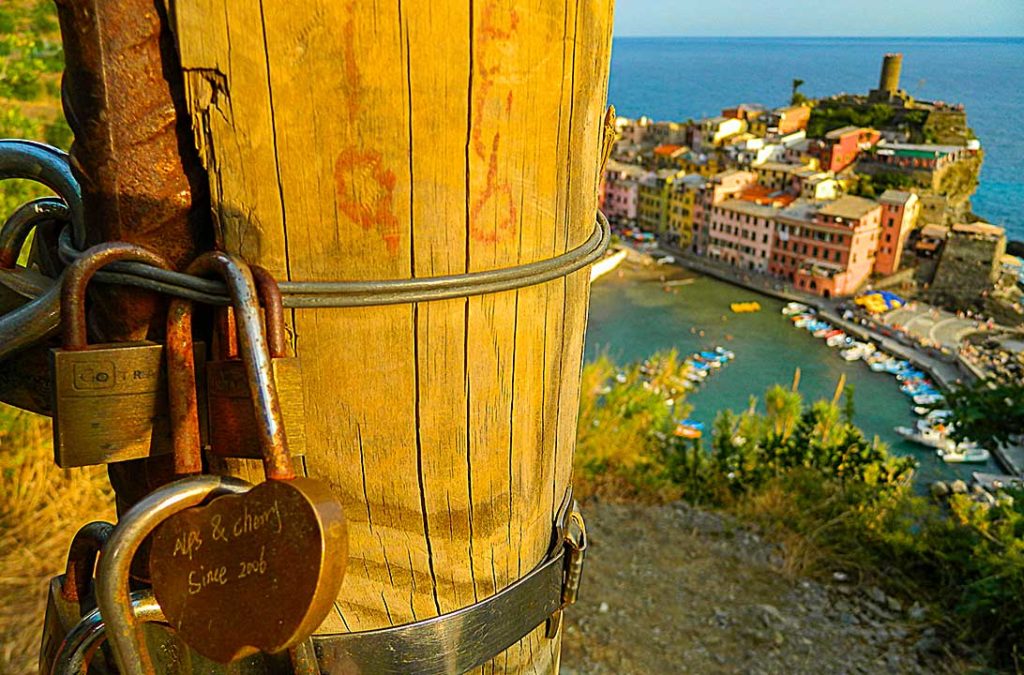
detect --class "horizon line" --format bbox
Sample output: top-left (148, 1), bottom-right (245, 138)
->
top-left (614, 34), bottom-right (1024, 40)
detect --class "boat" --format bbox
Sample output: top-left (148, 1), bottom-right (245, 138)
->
top-left (782, 302), bottom-right (809, 316)
top-left (699, 351), bottom-right (729, 363)
top-left (938, 447), bottom-right (990, 464)
top-left (884, 360), bottom-right (910, 374)
top-left (826, 332), bottom-right (849, 348)
top-left (895, 423), bottom-right (967, 451)
top-left (901, 382), bottom-right (937, 396)
top-left (714, 346), bottom-right (735, 360)
top-left (821, 328), bottom-right (843, 340)
top-left (913, 393), bottom-right (945, 406)
top-left (673, 421), bottom-right (704, 439)
top-left (840, 342), bottom-right (872, 361)
top-left (731, 301), bottom-right (761, 313)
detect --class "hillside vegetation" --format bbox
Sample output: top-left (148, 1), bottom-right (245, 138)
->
top-left (576, 352), bottom-right (1024, 671)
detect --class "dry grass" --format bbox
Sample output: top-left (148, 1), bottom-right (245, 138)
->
top-left (0, 404), bottom-right (114, 675)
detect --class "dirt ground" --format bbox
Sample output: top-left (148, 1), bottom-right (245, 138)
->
top-left (561, 499), bottom-right (965, 675)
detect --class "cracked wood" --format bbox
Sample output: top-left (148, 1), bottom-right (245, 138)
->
top-left (166, 0), bottom-right (614, 671)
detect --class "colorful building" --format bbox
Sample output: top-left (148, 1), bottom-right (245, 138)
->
top-left (816, 126), bottom-right (881, 173)
top-left (651, 144), bottom-right (689, 170)
top-left (873, 190), bottom-right (920, 275)
top-left (751, 105), bottom-right (811, 137)
top-left (667, 174), bottom-right (705, 248)
top-left (637, 169), bottom-right (684, 233)
top-left (693, 170), bottom-right (757, 253)
top-left (789, 196), bottom-right (883, 297)
top-left (600, 160), bottom-right (646, 225)
top-left (706, 199), bottom-right (778, 272)
top-left (864, 142), bottom-right (976, 173)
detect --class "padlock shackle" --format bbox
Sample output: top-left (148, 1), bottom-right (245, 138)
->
top-left (186, 252), bottom-right (295, 481)
top-left (61, 521), bottom-right (114, 602)
top-left (0, 197), bottom-right (68, 269)
top-left (214, 266), bottom-right (286, 360)
top-left (252, 265), bottom-right (287, 358)
top-left (62, 243), bottom-right (173, 350)
top-left (166, 296), bottom-right (204, 476)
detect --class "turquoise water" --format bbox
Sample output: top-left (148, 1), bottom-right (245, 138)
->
top-left (584, 268), bottom-right (1000, 484)
top-left (609, 37), bottom-right (1024, 241)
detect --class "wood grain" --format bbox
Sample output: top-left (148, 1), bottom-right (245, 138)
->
top-left (167, 0), bottom-right (614, 670)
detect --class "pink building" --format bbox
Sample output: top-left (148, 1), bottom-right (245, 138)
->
top-left (874, 190), bottom-right (920, 276)
top-left (693, 170), bottom-right (756, 253)
top-left (787, 196), bottom-right (883, 298)
top-left (600, 160), bottom-right (645, 225)
top-left (706, 199), bottom-right (777, 272)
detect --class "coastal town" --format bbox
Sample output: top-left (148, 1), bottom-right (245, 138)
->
top-left (597, 54), bottom-right (1024, 482)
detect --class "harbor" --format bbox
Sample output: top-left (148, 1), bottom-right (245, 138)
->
top-left (586, 259), bottom-right (1003, 485)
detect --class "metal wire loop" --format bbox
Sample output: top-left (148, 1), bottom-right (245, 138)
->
top-left (57, 212), bottom-right (610, 308)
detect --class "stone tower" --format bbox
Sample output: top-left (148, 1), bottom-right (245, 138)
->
top-left (879, 53), bottom-right (903, 95)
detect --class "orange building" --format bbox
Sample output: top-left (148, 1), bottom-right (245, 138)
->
top-left (873, 190), bottom-right (920, 275)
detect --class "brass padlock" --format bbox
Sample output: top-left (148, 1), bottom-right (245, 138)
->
top-left (149, 251), bottom-right (347, 664)
top-left (206, 265), bottom-right (306, 459)
top-left (50, 242), bottom-right (175, 468)
top-left (39, 521), bottom-right (114, 674)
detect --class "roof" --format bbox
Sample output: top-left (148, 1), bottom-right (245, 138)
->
top-left (653, 144), bottom-right (686, 157)
top-left (817, 195), bottom-right (881, 220)
top-left (736, 185), bottom-right (796, 207)
top-left (778, 200), bottom-right (820, 224)
top-left (753, 161), bottom-right (809, 174)
top-left (824, 125), bottom-right (864, 139)
top-left (920, 224), bottom-right (950, 239)
top-left (875, 142), bottom-right (966, 158)
top-left (879, 189), bottom-right (916, 205)
top-left (604, 160), bottom-right (647, 179)
top-left (717, 199), bottom-right (780, 219)
top-left (952, 222), bottom-right (1005, 239)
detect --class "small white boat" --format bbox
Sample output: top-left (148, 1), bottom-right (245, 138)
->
top-left (782, 302), bottom-right (810, 316)
top-left (914, 393), bottom-right (945, 406)
top-left (895, 424), bottom-right (950, 450)
top-left (840, 342), bottom-right (873, 361)
top-left (826, 332), bottom-right (849, 348)
top-left (938, 447), bottom-right (991, 464)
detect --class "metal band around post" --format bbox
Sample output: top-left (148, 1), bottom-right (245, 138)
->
top-left (55, 212), bottom-right (610, 308)
top-left (313, 500), bottom-right (587, 675)
top-left (94, 476), bottom-right (250, 675)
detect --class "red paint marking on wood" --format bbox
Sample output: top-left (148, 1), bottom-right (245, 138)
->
top-left (335, 148), bottom-right (401, 255)
top-left (470, 133), bottom-right (517, 244)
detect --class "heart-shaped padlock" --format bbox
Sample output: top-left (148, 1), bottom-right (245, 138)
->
top-left (149, 252), bottom-right (347, 663)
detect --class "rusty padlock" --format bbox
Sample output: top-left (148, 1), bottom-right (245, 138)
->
top-left (39, 521), bottom-right (114, 675)
top-left (206, 265), bottom-right (306, 459)
top-left (148, 251), bottom-right (347, 664)
top-left (50, 242), bottom-right (189, 468)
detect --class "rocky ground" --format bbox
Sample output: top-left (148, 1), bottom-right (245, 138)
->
top-left (561, 500), bottom-right (966, 674)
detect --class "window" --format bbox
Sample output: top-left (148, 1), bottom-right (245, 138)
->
top-left (885, 233), bottom-right (891, 242)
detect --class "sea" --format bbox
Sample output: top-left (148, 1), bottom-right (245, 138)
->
top-left (607, 37), bottom-right (1024, 241)
top-left (585, 267), bottom-right (999, 485)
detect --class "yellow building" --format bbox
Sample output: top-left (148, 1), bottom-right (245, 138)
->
top-left (667, 175), bottom-right (705, 247)
top-left (637, 169), bottom-right (684, 233)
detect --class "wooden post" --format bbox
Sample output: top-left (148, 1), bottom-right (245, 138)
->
top-left (167, 0), bottom-right (614, 671)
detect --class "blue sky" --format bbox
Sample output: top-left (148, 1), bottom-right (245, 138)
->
top-left (614, 0), bottom-right (1024, 37)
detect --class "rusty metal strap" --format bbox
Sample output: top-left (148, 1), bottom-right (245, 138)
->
top-left (57, 213), bottom-right (610, 308)
top-left (313, 501), bottom-right (587, 675)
